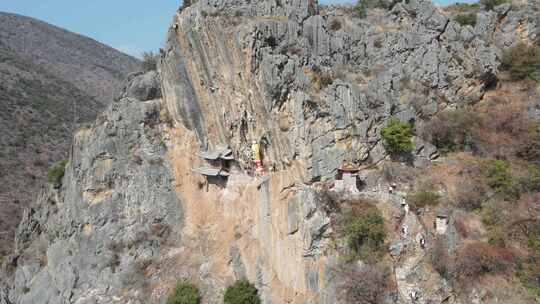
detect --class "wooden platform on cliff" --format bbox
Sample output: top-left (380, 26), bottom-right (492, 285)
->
top-left (197, 145), bottom-right (234, 161)
top-left (192, 167), bottom-right (230, 177)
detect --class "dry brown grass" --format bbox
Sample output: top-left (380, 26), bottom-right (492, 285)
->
top-left (473, 97), bottom-right (529, 157)
top-left (333, 262), bottom-right (393, 304)
top-left (416, 153), bottom-right (488, 209)
top-left (505, 193), bottom-right (540, 246)
top-left (421, 81), bottom-right (539, 159)
top-left (455, 242), bottom-right (516, 282)
top-left (430, 237), bottom-right (451, 279)
top-left (454, 218), bottom-right (469, 238)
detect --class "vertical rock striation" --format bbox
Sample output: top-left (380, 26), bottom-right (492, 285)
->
top-left (161, 0), bottom-right (537, 182)
top-left (1, 0), bottom-right (538, 303)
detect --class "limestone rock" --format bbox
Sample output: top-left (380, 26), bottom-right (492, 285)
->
top-left (125, 71), bottom-right (162, 101)
top-left (2, 0), bottom-right (539, 303)
top-left (2, 96), bottom-right (180, 304)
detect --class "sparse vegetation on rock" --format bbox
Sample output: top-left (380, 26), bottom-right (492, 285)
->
top-left (47, 160), bottom-right (68, 186)
top-left (480, 0), bottom-right (508, 10)
top-left (432, 239), bottom-right (517, 287)
top-left (353, 0), bottom-right (394, 18)
top-left (311, 66), bottom-right (334, 91)
top-left (422, 95), bottom-right (533, 158)
top-left (520, 165), bottom-right (540, 192)
top-left (329, 19), bottom-right (342, 31)
top-left (421, 108), bottom-right (480, 153)
top-left (381, 118), bottom-right (414, 155)
top-left (408, 189), bottom-right (440, 210)
top-left (501, 43), bottom-right (540, 81)
top-left (485, 159), bottom-right (519, 200)
top-left (454, 176), bottom-right (488, 211)
top-left (353, 2), bottom-right (367, 18)
top-left (335, 263), bottom-right (391, 304)
top-left (519, 122), bottom-right (540, 163)
top-left (430, 237), bottom-right (451, 279)
top-left (343, 205), bottom-right (387, 262)
top-left (519, 224), bottom-right (540, 297)
top-left (454, 242), bottom-right (515, 282)
top-left (519, 260), bottom-right (540, 297)
top-left (446, 2), bottom-right (481, 12)
top-left (223, 280), bottom-right (261, 304)
top-left (166, 281), bottom-right (201, 304)
top-left (142, 51), bottom-right (159, 72)
top-left (454, 13), bottom-right (477, 27)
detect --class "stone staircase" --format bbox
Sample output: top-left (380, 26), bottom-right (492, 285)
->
top-left (395, 203), bottom-right (428, 304)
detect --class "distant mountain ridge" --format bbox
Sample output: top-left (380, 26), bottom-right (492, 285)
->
top-left (0, 12), bottom-right (141, 256)
top-left (0, 12), bottom-right (141, 102)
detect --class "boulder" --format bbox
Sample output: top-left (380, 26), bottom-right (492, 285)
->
top-left (126, 71), bottom-right (161, 101)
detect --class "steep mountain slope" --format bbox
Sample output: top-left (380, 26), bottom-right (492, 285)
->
top-left (0, 45), bottom-right (103, 256)
top-left (0, 12), bottom-right (141, 103)
top-left (0, 13), bottom-right (140, 256)
top-left (1, 0), bottom-right (539, 304)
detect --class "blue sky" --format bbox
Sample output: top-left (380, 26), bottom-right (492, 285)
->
top-left (0, 0), bottom-right (473, 58)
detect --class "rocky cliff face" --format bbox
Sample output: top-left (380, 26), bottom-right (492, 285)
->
top-left (0, 13), bottom-right (141, 256)
top-left (1, 0), bottom-right (539, 303)
top-left (161, 0), bottom-right (537, 180)
top-left (0, 45), bottom-right (103, 257)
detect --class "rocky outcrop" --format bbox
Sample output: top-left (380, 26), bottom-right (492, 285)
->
top-left (123, 71), bottom-right (162, 101)
top-left (161, 0), bottom-right (537, 182)
top-left (2, 93), bottom-right (180, 304)
top-left (0, 13), bottom-right (140, 256)
top-left (1, 0), bottom-right (539, 303)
